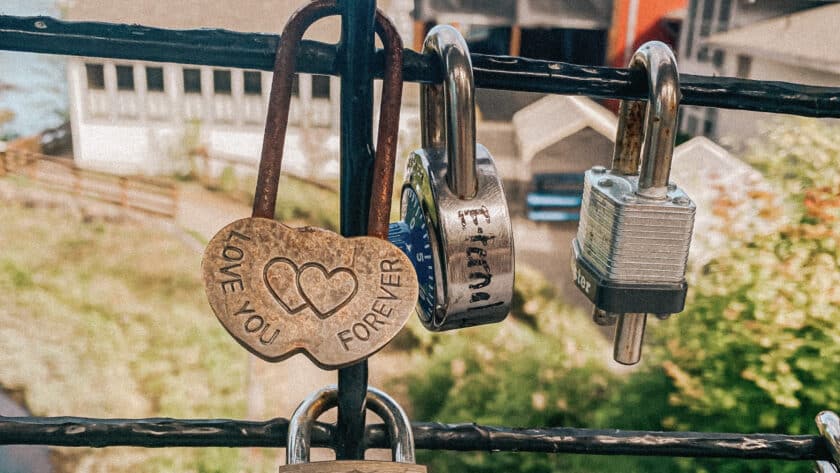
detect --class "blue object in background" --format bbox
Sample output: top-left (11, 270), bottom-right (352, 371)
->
top-left (526, 173), bottom-right (584, 222)
top-left (0, 0), bottom-right (67, 138)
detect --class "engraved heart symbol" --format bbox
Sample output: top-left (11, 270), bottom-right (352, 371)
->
top-left (263, 257), bottom-right (308, 314)
top-left (263, 258), bottom-right (358, 320)
top-left (296, 263), bottom-right (358, 319)
top-left (201, 217), bottom-right (419, 369)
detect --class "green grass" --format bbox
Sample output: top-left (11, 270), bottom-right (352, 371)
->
top-left (203, 165), bottom-right (405, 231)
top-left (0, 204), bottom-right (263, 473)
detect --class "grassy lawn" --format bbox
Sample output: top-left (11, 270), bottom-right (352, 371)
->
top-left (0, 175), bottom-right (613, 473)
top-left (0, 204), bottom-right (255, 473)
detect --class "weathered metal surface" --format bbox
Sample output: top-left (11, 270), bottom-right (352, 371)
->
top-left (2, 15), bottom-right (840, 117)
top-left (281, 462), bottom-right (426, 472)
top-left (573, 42), bottom-right (694, 365)
top-left (396, 25), bottom-right (514, 332)
top-left (337, 0), bottom-right (376, 461)
top-left (284, 386), bottom-right (425, 471)
top-left (817, 411), bottom-right (840, 467)
top-left (0, 416), bottom-right (833, 462)
top-left (201, 218), bottom-right (418, 369)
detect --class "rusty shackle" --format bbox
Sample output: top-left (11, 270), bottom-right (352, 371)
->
top-left (252, 0), bottom-right (404, 240)
top-left (611, 41), bottom-right (680, 200)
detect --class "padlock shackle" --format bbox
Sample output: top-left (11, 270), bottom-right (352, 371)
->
top-left (420, 25), bottom-right (478, 200)
top-left (816, 411), bottom-right (840, 468)
top-left (613, 41), bottom-right (680, 199)
top-left (286, 385), bottom-right (416, 465)
top-left (253, 0), bottom-right (403, 240)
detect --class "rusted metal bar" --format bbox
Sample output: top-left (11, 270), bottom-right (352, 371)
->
top-left (0, 416), bottom-right (832, 462)
top-left (1, 16), bottom-right (840, 117)
top-left (335, 0), bottom-right (377, 461)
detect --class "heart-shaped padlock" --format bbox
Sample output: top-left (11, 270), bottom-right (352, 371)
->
top-left (202, 1), bottom-right (416, 370)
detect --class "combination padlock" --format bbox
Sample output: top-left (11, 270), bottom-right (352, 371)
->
top-left (388, 25), bottom-right (514, 331)
top-left (571, 41), bottom-right (696, 365)
top-left (201, 1), bottom-right (418, 369)
top-left (281, 385), bottom-right (427, 472)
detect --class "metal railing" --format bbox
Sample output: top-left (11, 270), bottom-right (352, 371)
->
top-left (1, 149), bottom-right (178, 219)
top-left (0, 2), bottom-right (838, 469)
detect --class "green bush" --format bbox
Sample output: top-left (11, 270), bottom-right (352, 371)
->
top-left (599, 118), bottom-right (840, 473)
top-left (404, 267), bottom-right (625, 472)
top-left (405, 118), bottom-right (840, 473)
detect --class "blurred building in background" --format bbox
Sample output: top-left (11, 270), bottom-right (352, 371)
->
top-left (411, 0), bottom-right (686, 203)
top-left (678, 0), bottom-right (837, 145)
top-left (64, 0), bottom-right (412, 176)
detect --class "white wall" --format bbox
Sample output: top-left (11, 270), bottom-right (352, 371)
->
top-left (69, 58), bottom-right (341, 176)
top-left (715, 56), bottom-right (840, 149)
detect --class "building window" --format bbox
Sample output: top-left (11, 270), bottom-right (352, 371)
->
top-left (115, 65), bottom-right (134, 91)
top-left (718, 0), bottom-right (732, 31)
top-left (85, 63), bottom-right (105, 90)
top-left (736, 55), bottom-right (752, 78)
top-left (699, 0), bottom-right (714, 37)
top-left (312, 75), bottom-right (330, 99)
top-left (685, 0), bottom-right (697, 56)
top-left (183, 68), bottom-right (202, 94)
top-left (244, 70), bottom-right (262, 95)
top-left (703, 119), bottom-right (714, 135)
top-left (291, 74), bottom-right (300, 97)
top-left (686, 115), bottom-right (699, 136)
top-left (213, 69), bottom-right (232, 95)
top-left (712, 49), bottom-right (725, 68)
top-left (146, 66), bottom-right (164, 92)
top-left (703, 108), bottom-right (718, 136)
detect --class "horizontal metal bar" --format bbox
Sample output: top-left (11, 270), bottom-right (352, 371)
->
top-left (1, 15), bottom-right (839, 117)
top-left (0, 416), bottom-right (831, 461)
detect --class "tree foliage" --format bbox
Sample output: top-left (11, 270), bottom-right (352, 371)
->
top-left (405, 118), bottom-right (840, 473)
top-left (604, 118), bottom-right (840, 473)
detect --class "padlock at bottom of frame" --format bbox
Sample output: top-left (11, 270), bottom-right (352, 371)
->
top-left (280, 385), bottom-right (427, 472)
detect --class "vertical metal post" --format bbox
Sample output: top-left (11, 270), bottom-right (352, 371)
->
top-left (336, 0), bottom-right (376, 461)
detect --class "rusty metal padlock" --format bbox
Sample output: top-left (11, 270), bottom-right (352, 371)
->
top-left (387, 25), bottom-right (514, 331)
top-left (571, 41), bottom-right (696, 365)
top-left (280, 385), bottom-right (427, 472)
top-left (201, 1), bottom-right (418, 370)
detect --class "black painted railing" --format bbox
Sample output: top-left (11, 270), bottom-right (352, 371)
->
top-left (0, 4), bottom-right (838, 469)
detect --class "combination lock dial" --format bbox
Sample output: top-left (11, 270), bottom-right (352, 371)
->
top-left (388, 188), bottom-right (438, 322)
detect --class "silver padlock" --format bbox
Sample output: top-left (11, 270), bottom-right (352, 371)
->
top-left (571, 41), bottom-right (696, 365)
top-left (281, 385), bottom-right (427, 472)
top-left (388, 24), bottom-right (514, 331)
top-left (816, 411), bottom-right (840, 473)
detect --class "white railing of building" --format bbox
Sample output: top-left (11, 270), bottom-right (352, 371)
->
top-left (81, 65), bottom-right (333, 129)
top-left (213, 95), bottom-right (235, 123)
top-left (115, 91), bottom-right (139, 118)
top-left (182, 94), bottom-right (204, 121)
top-left (86, 90), bottom-right (110, 119)
top-left (310, 98), bottom-right (332, 128)
top-left (146, 92), bottom-right (170, 121)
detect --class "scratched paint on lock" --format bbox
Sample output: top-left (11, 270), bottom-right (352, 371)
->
top-left (202, 217), bottom-right (418, 369)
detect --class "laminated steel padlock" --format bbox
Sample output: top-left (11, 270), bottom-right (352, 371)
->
top-left (281, 385), bottom-right (427, 472)
top-left (201, 1), bottom-right (418, 369)
top-left (388, 25), bottom-right (514, 331)
top-left (570, 41), bottom-right (695, 365)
